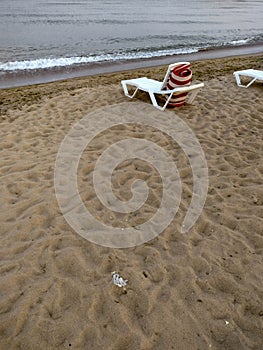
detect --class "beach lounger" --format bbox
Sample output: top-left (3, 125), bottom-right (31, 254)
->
top-left (121, 62), bottom-right (204, 111)
top-left (233, 69), bottom-right (263, 88)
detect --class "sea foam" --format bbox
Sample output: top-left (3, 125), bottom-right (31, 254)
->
top-left (0, 48), bottom-right (198, 71)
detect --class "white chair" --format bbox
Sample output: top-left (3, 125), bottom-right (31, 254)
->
top-left (121, 62), bottom-right (204, 111)
top-left (233, 69), bottom-right (263, 88)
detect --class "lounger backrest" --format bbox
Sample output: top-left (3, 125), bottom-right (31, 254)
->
top-left (162, 62), bottom-right (192, 107)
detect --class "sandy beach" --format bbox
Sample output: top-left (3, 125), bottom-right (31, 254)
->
top-left (0, 54), bottom-right (263, 349)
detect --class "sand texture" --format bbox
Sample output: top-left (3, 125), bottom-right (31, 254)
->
top-left (0, 54), bottom-right (263, 349)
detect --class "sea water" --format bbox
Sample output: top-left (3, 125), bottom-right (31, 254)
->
top-left (0, 0), bottom-right (262, 73)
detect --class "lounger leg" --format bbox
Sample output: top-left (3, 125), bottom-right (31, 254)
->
top-left (234, 73), bottom-right (241, 87)
top-left (187, 89), bottom-right (199, 104)
top-left (149, 91), bottom-right (197, 111)
top-left (148, 92), bottom-right (173, 111)
top-left (234, 73), bottom-right (257, 88)
top-left (148, 92), bottom-right (162, 110)
top-left (121, 82), bottom-right (139, 98)
top-left (242, 77), bottom-right (257, 88)
top-left (161, 93), bottom-right (175, 110)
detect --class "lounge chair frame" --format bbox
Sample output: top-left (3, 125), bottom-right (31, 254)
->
top-left (121, 62), bottom-right (204, 111)
top-left (233, 69), bottom-right (263, 88)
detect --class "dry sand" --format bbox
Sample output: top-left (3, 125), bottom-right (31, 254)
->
top-left (0, 54), bottom-right (263, 350)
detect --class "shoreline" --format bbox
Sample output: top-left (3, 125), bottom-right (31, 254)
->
top-left (1, 42), bottom-right (263, 89)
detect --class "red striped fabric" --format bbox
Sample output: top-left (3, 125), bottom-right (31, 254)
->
top-left (164, 63), bottom-right (192, 107)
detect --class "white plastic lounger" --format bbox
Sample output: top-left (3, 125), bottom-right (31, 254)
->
top-left (233, 69), bottom-right (263, 88)
top-left (121, 62), bottom-right (204, 111)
